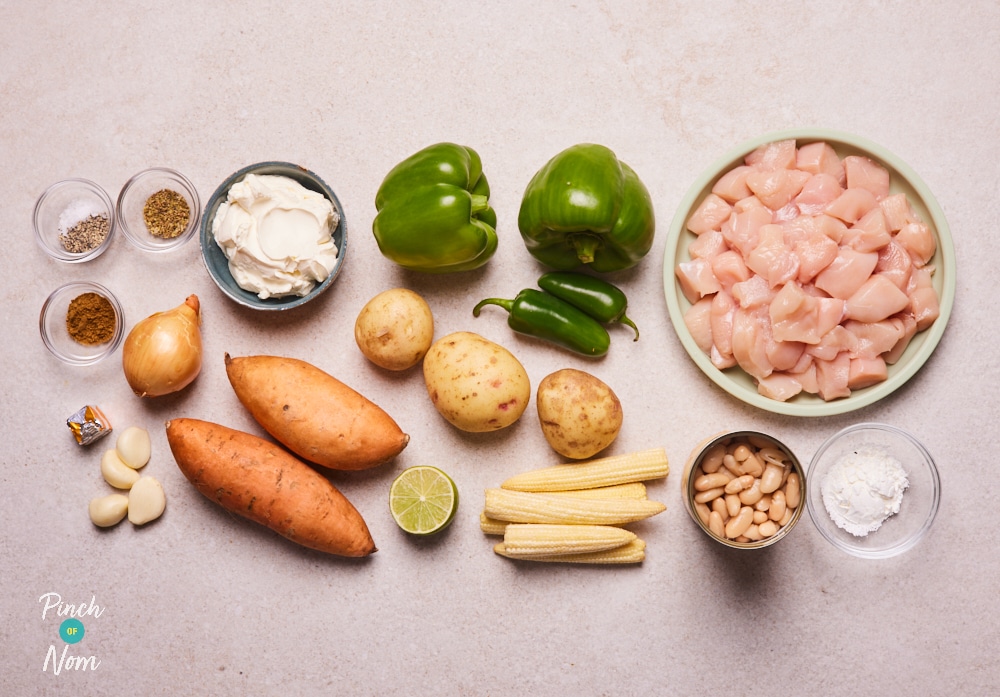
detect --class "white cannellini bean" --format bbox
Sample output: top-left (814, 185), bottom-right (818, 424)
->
top-left (116, 426), bottom-right (151, 469)
top-left (101, 449), bottom-right (140, 489)
top-left (89, 494), bottom-right (129, 528)
top-left (128, 476), bottom-right (166, 525)
top-left (760, 463), bottom-right (784, 494)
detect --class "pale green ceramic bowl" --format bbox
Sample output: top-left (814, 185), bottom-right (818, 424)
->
top-left (663, 129), bottom-right (956, 417)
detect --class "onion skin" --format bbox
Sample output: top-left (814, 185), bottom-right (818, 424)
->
top-left (123, 295), bottom-right (203, 398)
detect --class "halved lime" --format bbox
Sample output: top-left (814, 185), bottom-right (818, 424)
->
top-left (389, 466), bottom-right (459, 535)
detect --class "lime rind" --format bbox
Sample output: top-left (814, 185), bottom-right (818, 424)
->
top-left (389, 466), bottom-right (458, 535)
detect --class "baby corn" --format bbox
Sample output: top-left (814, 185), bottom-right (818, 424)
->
top-left (500, 448), bottom-right (669, 492)
top-left (480, 512), bottom-right (508, 536)
top-left (545, 482), bottom-right (647, 499)
top-left (494, 538), bottom-right (646, 564)
top-left (484, 488), bottom-right (665, 525)
top-left (502, 523), bottom-right (636, 557)
top-left (481, 485), bottom-right (646, 535)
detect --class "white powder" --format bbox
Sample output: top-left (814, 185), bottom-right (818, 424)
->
top-left (58, 199), bottom-right (104, 234)
top-left (821, 446), bottom-right (909, 537)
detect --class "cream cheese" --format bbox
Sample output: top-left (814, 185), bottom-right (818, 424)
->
top-left (212, 173), bottom-right (340, 299)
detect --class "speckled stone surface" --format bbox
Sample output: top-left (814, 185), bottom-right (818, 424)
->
top-left (3, 2), bottom-right (999, 694)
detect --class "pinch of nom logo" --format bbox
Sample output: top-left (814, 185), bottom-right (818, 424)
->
top-left (39, 592), bottom-right (103, 675)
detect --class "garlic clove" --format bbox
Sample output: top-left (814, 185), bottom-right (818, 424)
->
top-left (128, 476), bottom-right (166, 525)
top-left (101, 449), bottom-right (141, 488)
top-left (116, 426), bottom-right (151, 469)
top-left (89, 494), bottom-right (129, 528)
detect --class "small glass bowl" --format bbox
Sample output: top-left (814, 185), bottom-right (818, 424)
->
top-left (117, 167), bottom-right (201, 252)
top-left (807, 422), bottom-right (940, 559)
top-left (40, 282), bottom-right (125, 366)
top-left (681, 430), bottom-right (807, 549)
top-left (33, 179), bottom-right (116, 263)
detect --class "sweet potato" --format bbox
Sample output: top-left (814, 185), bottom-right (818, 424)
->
top-left (165, 418), bottom-right (376, 557)
top-left (224, 354), bottom-right (409, 471)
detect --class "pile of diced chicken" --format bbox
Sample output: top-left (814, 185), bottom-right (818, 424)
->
top-left (677, 139), bottom-right (940, 402)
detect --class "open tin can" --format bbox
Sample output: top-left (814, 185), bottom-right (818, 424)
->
top-left (681, 430), bottom-right (807, 549)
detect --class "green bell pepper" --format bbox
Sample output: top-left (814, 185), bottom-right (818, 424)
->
top-left (373, 142), bottom-right (498, 273)
top-left (517, 143), bottom-right (655, 273)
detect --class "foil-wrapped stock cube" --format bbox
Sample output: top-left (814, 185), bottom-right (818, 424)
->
top-left (67, 405), bottom-right (112, 445)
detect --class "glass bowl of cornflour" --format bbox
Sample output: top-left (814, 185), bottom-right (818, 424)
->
top-left (807, 422), bottom-right (940, 558)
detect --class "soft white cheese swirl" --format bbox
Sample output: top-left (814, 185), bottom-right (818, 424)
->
top-left (212, 173), bottom-right (340, 299)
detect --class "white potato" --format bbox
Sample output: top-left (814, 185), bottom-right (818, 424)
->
top-left (354, 288), bottom-right (434, 371)
top-left (423, 331), bottom-right (530, 432)
top-left (536, 369), bottom-right (623, 459)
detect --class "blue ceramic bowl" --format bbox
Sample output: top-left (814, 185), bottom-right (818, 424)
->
top-left (200, 162), bottom-right (347, 311)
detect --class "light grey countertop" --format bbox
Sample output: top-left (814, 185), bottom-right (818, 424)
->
top-left (3, 2), bottom-right (998, 694)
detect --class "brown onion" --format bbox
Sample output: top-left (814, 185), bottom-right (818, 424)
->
top-left (123, 295), bottom-right (203, 397)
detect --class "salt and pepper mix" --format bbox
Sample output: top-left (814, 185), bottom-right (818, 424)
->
top-left (57, 199), bottom-right (109, 253)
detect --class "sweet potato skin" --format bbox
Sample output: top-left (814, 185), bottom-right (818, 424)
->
top-left (225, 354), bottom-right (409, 471)
top-left (165, 418), bottom-right (376, 557)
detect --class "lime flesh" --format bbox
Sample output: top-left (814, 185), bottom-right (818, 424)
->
top-left (389, 466), bottom-right (458, 535)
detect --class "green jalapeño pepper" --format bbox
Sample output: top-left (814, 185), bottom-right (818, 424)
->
top-left (537, 271), bottom-right (639, 341)
top-left (373, 142), bottom-right (498, 273)
top-left (473, 289), bottom-right (610, 357)
top-left (517, 143), bottom-right (655, 273)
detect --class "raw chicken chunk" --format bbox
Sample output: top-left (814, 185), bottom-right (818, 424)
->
top-left (794, 173), bottom-right (844, 216)
top-left (896, 221), bottom-right (936, 266)
top-left (843, 155), bottom-right (891, 200)
top-left (814, 353), bottom-right (851, 401)
top-left (843, 208), bottom-right (891, 253)
top-left (875, 240), bottom-right (913, 291)
top-left (676, 258), bottom-right (722, 304)
top-left (795, 142), bottom-right (845, 184)
top-left (879, 193), bottom-right (919, 232)
top-left (824, 187), bottom-right (878, 225)
top-left (848, 356), bottom-right (888, 390)
top-left (746, 225), bottom-right (800, 288)
top-left (683, 297), bottom-right (714, 353)
top-left (731, 307), bottom-right (774, 380)
top-left (689, 229), bottom-right (728, 260)
top-left (746, 168), bottom-right (810, 210)
top-left (844, 275), bottom-right (910, 323)
top-left (687, 193), bottom-right (733, 235)
top-left (814, 248), bottom-right (880, 300)
top-left (712, 165), bottom-right (754, 203)
top-left (711, 250), bottom-right (751, 292)
top-left (757, 372), bottom-right (804, 401)
top-left (745, 139), bottom-right (797, 171)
